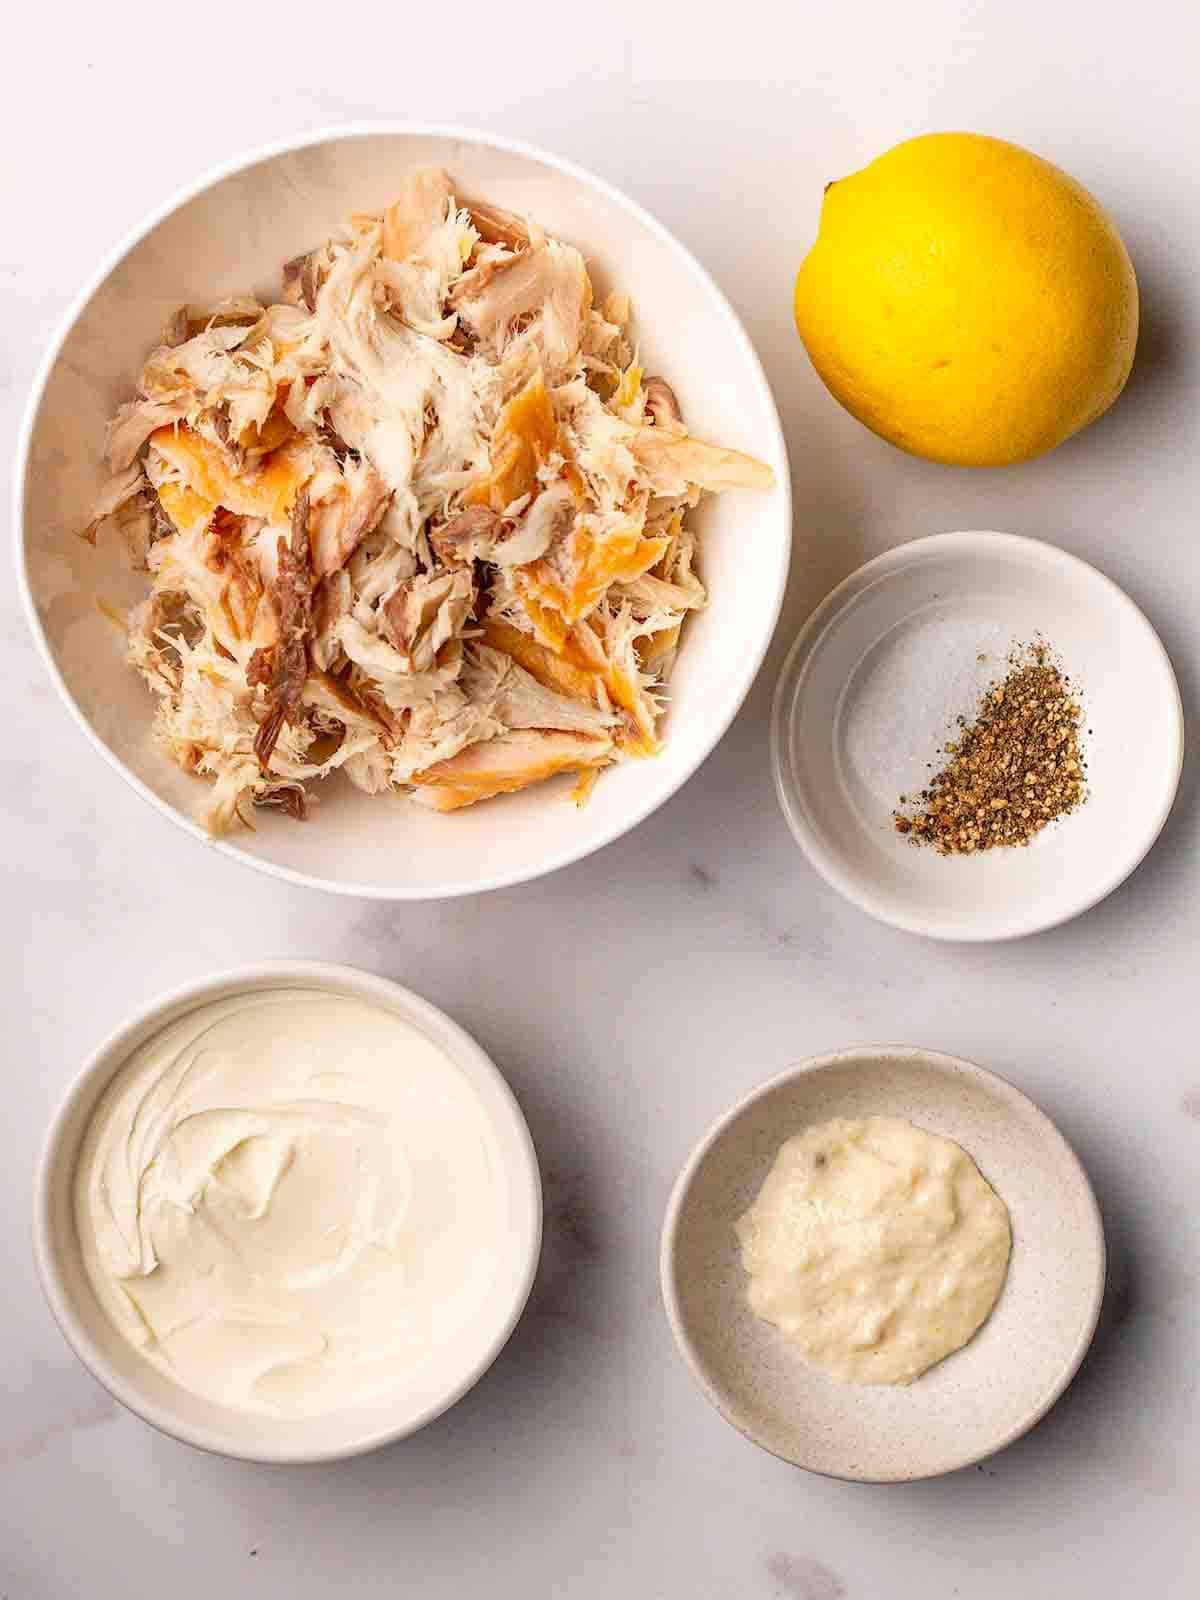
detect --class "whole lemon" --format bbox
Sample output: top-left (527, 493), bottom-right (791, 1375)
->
top-left (793, 133), bottom-right (1138, 466)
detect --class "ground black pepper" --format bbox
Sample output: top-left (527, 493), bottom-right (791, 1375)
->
top-left (893, 643), bottom-right (1086, 854)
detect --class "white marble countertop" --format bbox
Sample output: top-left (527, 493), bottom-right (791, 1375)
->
top-left (4, 2), bottom-right (1198, 1595)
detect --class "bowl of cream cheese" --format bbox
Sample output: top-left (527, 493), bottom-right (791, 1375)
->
top-left (34, 962), bottom-right (541, 1462)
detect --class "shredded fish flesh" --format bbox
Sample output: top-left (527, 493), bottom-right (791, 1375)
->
top-left (82, 170), bottom-right (774, 832)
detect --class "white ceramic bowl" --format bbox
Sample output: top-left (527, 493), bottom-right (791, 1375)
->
top-left (15, 124), bottom-right (790, 899)
top-left (772, 531), bottom-right (1183, 940)
top-left (34, 962), bottom-right (542, 1463)
top-left (661, 1047), bottom-right (1105, 1483)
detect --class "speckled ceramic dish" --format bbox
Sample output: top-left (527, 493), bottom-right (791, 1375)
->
top-left (660, 1047), bottom-right (1105, 1482)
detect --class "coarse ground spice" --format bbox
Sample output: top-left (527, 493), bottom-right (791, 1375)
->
top-left (893, 643), bottom-right (1087, 854)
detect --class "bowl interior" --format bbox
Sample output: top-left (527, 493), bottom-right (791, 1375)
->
top-left (773, 533), bottom-right (1182, 939)
top-left (36, 965), bottom-right (541, 1462)
top-left (19, 128), bottom-right (790, 897)
top-left (664, 1048), bottom-right (1104, 1481)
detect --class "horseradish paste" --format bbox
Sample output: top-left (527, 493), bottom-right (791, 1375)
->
top-left (735, 1117), bottom-right (1011, 1385)
top-left (75, 989), bottom-right (501, 1417)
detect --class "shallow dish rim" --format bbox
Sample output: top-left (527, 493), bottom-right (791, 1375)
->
top-left (770, 529), bottom-right (1184, 942)
top-left (14, 120), bottom-right (792, 901)
top-left (33, 959), bottom-right (543, 1464)
top-left (659, 1044), bottom-right (1107, 1483)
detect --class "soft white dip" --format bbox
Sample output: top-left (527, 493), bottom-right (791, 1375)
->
top-left (75, 989), bottom-right (501, 1417)
top-left (735, 1116), bottom-right (1011, 1385)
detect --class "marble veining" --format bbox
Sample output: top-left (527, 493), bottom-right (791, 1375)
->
top-left (0, 1361), bottom-right (118, 1470)
top-left (765, 1553), bottom-right (847, 1600)
top-left (4, 1), bottom-right (1200, 1596)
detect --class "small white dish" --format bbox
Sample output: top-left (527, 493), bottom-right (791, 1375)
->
top-left (33, 961), bottom-right (542, 1464)
top-left (660, 1047), bottom-right (1105, 1483)
top-left (15, 123), bottom-right (790, 900)
top-left (771, 531), bottom-right (1183, 941)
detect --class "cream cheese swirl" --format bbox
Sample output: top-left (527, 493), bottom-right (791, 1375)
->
top-left (75, 989), bottom-right (500, 1417)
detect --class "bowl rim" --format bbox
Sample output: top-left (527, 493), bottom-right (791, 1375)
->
top-left (32, 959), bottom-right (543, 1464)
top-left (13, 120), bottom-right (792, 901)
top-left (770, 529), bottom-right (1185, 942)
top-left (659, 1044), bottom-right (1107, 1484)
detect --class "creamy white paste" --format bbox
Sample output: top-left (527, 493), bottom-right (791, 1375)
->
top-left (735, 1116), bottom-right (1011, 1385)
top-left (75, 989), bottom-right (501, 1417)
